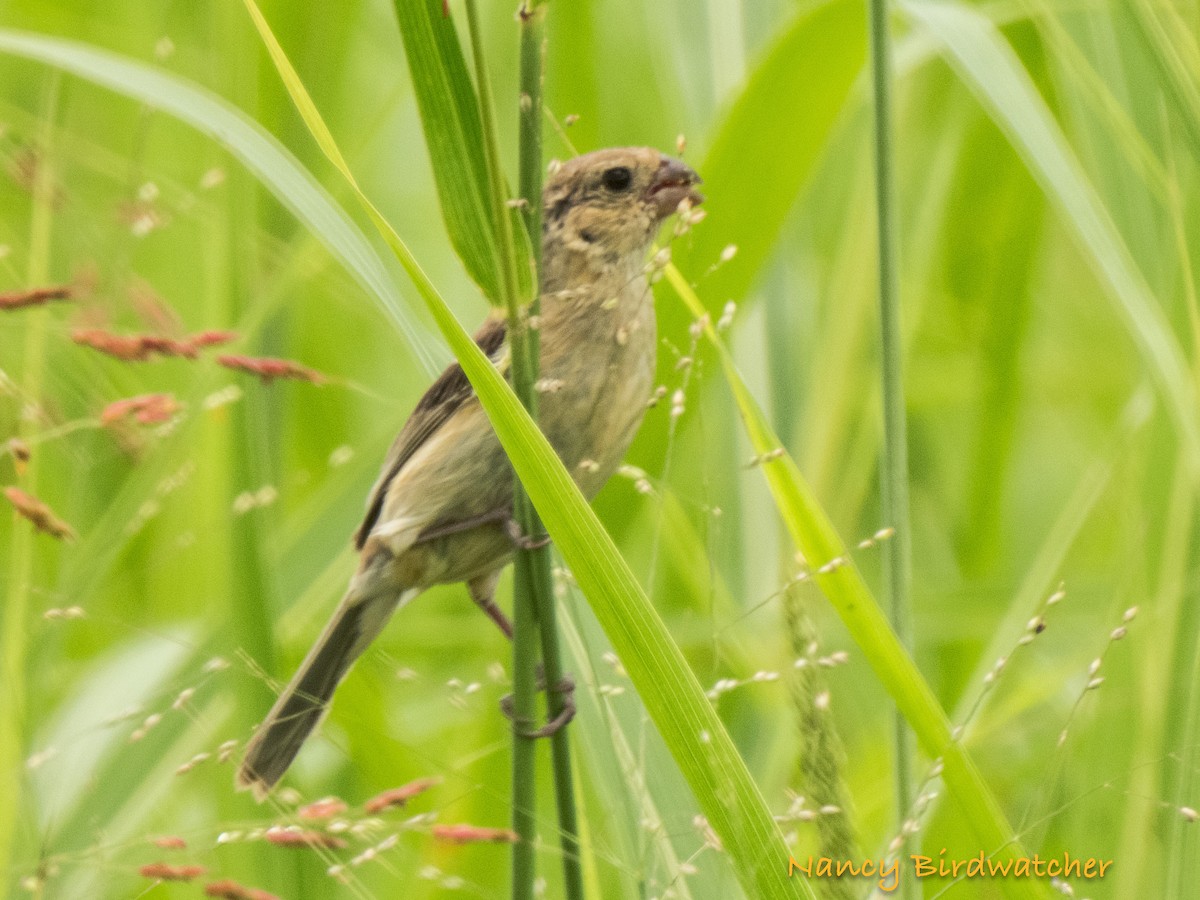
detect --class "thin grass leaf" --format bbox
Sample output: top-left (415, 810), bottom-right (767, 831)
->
top-left (902, 0), bottom-right (1200, 477)
top-left (1021, 0), bottom-right (1169, 201)
top-left (54, 694), bottom-right (237, 899)
top-left (241, 3), bottom-right (807, 897)
top-left (391, 0), bottom-right (534, 306)
top-left (0, 79), bottom-right (59, 893)
top-left (954, 388), bottom-right (1152, 723)
top-left (864, 0), bottom-right (918, 883)
top-left (559, 606), bottom-right (700, 900)
top-left (669, 0), bottom-right (866, 321)
top-left (1125, 0), bottom-right (1200, 157)
top-left (665, 264), bottom-right (1050, 900)
top-left (0, 28), bottom-right (439, 375)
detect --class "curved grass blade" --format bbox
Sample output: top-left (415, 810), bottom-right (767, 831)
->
top-left (1125, 0), bottom-right (1200, 157)
top-left (902, 0), bottom-right (1200, 476)
top-left (0, 28), bottom-right (439, 375)
top-left (666, 264), bottom-right (1051, 900)
top-left (241, 2), bottom-right (809, 896)
top-left (669, 0), bottom-right (866, 322)
top-left (391, 0), bottom-right (535, 306)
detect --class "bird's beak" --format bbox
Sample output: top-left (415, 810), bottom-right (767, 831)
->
top-left (646, 156), bottom-right (703, 217)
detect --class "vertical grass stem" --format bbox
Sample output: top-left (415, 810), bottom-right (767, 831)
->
top-left (866, 0), bottom-right (916, 892)
top-left (463, 2), bottom-right (580, 897)
top-left (517, 4), bottom-right (585, 898)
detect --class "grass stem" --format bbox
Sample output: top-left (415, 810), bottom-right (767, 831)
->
top-left (517, 4), bottom-right (585, 898)
top-left (463, 2), bottom-right (579, 897)
top-left (0, 75), bottom-right (60, 886)
top-left (866, 0), bottom-right (916, 889)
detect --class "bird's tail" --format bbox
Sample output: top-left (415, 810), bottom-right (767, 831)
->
top-left (236, 574), bottom-right (414, 800)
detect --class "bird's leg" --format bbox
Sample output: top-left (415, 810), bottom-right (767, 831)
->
top-left (477, 564), bottom-right (575, 737)
top-left (415, 508), bottom-right (512, 544)
top-left (466, 571), bottom-right (512, 639)
top-left (415, 505), bottom-right (549, 551)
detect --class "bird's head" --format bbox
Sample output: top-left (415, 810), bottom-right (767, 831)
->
top-left (541, 147), bottom-right (702, 285)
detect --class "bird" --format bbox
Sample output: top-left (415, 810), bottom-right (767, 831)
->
top-left (237, 147), bottom-right (703, 797)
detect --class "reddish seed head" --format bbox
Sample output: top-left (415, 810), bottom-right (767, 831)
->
top-left (432, 824), bottom-right (518, 844)
top-left (101, 393), bottom-right (180, 426)
top-left (138, 863), bottom-right (205, 882)
top-left (216, 355), bottom-right (324, 384)
top-left (204, 879), bottom-right (281, 900)
top-left (151, 836), bottom-right (188, 850)
top-left (140, 334), bottom-right (197, 359)
top-left (297, 797), bottom-right (348, 821)
top-left (74, 328), bottom-right (237, 362)
top-left (262, 827), bottom-right (346, 850)
top-left (364, 777), bottom-right (440, 814)
top-left (72, 328), bottom-right (149, 361)
top-left (0, 285), bottom-right (72, 311)
top-left (4, 487), bottom-right (76, 542)
top-left (188, 330), bottom-right (239, 350)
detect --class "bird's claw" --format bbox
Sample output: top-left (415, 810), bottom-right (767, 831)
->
top-left (499, 673), bottom-right (576, 738)
top-left (505, 519), bottom-right (551, 551)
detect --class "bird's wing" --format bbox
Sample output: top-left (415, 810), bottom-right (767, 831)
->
top-left (353, 316), bottom-right (508, 550)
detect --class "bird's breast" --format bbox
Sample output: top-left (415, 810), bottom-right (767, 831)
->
top-left (537, 275), bottom-right (657, 497)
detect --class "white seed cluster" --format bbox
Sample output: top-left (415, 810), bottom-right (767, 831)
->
top-left (233, 484), bottom-right (279, 515)
top-left (857, 526), bottom-right (896, 549)
top-left (128, 712), bottom-right (163, 743)
top-left (706, 670), bottom-right (781, 701)
top-left (202, 384), bottom-right (242, 410)
top-left (692, 815), bottom-right (723, 852)
top-left (670, 389), bottom-right (686, 420)
top-left (199, 168), bottom-right (226, 190)
top-left (175, 752), bottom-right (211, 775)
top-left (746, 448), bottom-right (785, 467)
top-left (673, 202), bottom-right (706, 237)
top-left (25, 747), bottom-right (58, 770)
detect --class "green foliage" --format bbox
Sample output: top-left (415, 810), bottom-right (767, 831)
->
top-left (241, 3), bottom-right (807, 895)
top-left (392, 0), bottom-right (534, 307)
top-left (0, 0), bottom-right (1196, 898)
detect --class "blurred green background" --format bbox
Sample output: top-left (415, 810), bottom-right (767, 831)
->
top-left (1, 0), bottom-right (1197, 897)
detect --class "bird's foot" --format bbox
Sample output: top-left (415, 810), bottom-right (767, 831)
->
top-left (504, 518), bottom-right (551, 551)
top-left (500, 671), bottom-right (576, 738)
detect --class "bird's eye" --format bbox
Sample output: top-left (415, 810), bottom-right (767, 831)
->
top-left (601, 166), bottom-right (633, 192)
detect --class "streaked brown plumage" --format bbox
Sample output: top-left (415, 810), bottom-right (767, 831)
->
top-left (237, 147), bottom-right (702, 797)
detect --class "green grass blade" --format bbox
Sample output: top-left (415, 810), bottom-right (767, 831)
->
top-left (666, 265), bottom-right (1051, 900)
top-left (559, 603), bottom-right (701, 900)
top-left (0, 27), bottom-right (440, 375)
top-left (0, 75), bottom-right (59, 892)
top-left (241, 3), bottom-right (809, 897)
top-left (1125, 0), bottom-right (1200, 156)
top-left (670, 0), bottom-right (866, 320)
top-left (865, 0), bottom-right (917, 889)
top-left (903, 0), bottom-right (1200, 476)
top-left (390, 0), bottom-right (534, 306)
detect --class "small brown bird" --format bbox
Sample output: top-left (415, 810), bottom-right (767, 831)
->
top-left (237, 147), bottom-right (702, 797)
